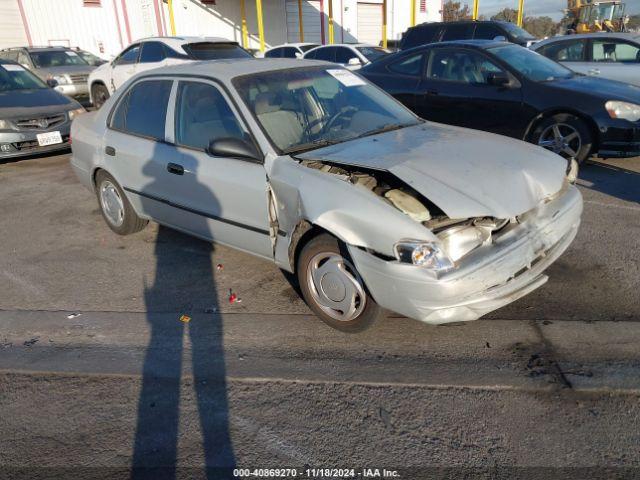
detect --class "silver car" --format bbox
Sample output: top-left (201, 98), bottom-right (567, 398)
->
top-left (532, 33), bottom-right (640, 87)
top-left (70, 59), bottom-right (583, 332)
top-left (0, 46), bottom-right (95, 105)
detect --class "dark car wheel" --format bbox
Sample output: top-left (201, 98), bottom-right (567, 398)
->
top-left (95, 170), bottom-right (147, 235)
top-left (531, 114), bottom-right (593, 164)
top-left (91, 84), bottom-right (110, 109)
top-left (297, 233), bottom-right (382, 333)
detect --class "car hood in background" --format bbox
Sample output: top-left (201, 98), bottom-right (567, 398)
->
top-left (549, 75), bottom-right (640, 103)
top-left (296, 122), bottom-right (566, 219)
top-left (0, 88), bottom-right (76, 118)
top-left (35, 64), bottom-right (95, 79)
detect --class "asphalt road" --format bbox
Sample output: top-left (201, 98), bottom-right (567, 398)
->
top-left (0, 151), bottom-right (639, 479)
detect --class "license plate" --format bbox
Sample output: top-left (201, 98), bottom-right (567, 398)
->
top-left (36, 131), bottom-right (63, 146)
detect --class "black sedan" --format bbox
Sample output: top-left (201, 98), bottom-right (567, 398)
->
top-left (360, 40), bottom-right (640, 163)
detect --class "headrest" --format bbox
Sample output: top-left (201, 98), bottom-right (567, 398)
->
top-left (254, 92), bottom-right (281, 115)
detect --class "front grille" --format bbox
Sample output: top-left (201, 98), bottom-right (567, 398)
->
top-left (15, 114), bottom-right (66, 130)
top-left (12, 135), bottom-right (70, 152)
top-left (69, 73), bottom-right (88, 84)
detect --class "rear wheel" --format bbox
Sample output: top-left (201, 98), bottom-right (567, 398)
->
top-left (297, 233), bottom-right (382, 333)
top-left (531, 114), bottom-right (593, 164)
top-left (95, 170), bottom-right (147, 235)
top-left (91, 83), bottom-right (110, 109)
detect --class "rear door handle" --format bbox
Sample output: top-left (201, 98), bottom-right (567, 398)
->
top-left (167, 162), bottom-right (184, 175)
top-left (426, 89), bottom-right (439, 96)
top-left (105, 146), bottom-right (116, 156)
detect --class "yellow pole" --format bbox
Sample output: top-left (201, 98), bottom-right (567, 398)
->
top-left (472, 0), bottom-right (479, 20)
top-left (240, 0), bottom-right (249, 48)
top-left (410, 0), bottom-right (416, 26)
top-left (297, 0), bottom-right (304, 42)
top-left (328, 0), bottom-right (334, 44)
top-left (382, 0), bottom-right (387, 48)
top-left (517, 0), bottom-right (524, 27)
top-left (255, 0), bottom-right (265, 52)
top-left (167, 0), bottom-right (176, 35)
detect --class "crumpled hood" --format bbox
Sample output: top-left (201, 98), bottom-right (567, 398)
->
top-left (296, 122), bottom-right (567, 219)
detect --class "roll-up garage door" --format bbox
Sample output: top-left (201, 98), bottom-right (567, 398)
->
top-left (0, 1), bottom-right (29, 49)
top-left (357, 2), bottom-right (383, 45)
top-left (286, 0), bottom-right (323, 44)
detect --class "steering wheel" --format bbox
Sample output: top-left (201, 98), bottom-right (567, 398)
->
top-left (319, 106), bottom-right (358, 136)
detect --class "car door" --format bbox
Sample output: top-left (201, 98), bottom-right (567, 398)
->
top-left (110, 44), bottom-right (141, 92)
top-left (536, 38), bottom-right (590, 75)
top-left (136, 41), bottom-right (168, 75)
top-left (414, 47), bottom-right (525, 138)
top-left (588, 38), bottom-right (640, 86)
top-left (168, 79), bottom-right (272, 258)
top-left (103, 78), bottom-right (177, 223)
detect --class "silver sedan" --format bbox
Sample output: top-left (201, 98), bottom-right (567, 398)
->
top-left (70, 59), bottom-right (582, 332)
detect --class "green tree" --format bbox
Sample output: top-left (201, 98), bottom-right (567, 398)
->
top-left (442, 1), bottom-right (472, 22)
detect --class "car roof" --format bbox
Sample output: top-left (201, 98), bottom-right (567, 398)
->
top-left (533, 32), bottom-right (640, 48)
top-left (407, 39), bottom-right (511, 50)
top-left (139, 58), bottom-right (334, 81)
top-left (412, 20), bottom-right (511, 28)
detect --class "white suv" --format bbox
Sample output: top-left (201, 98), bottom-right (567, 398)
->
top-left (88, 36), bottom-right (252, 108)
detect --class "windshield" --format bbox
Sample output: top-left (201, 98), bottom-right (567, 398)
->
top-left (234, 66), bottom-right (419, 154)
top-left (0, 63), bottom-right (47, 91)
top-left (491, 44), bottom-right (573, 81)
top-left (299, 44), bottom-right (320, 52)
top-left (30, 50), bottom-right (89, 68)
top-left (356, 46), bottom-right (389, 62)
top-left (183, 42), bottom-right (253, 60)
top-left (500, 22), bottom-right (536, 40)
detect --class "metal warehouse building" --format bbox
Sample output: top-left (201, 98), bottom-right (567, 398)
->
top-left (0, 0), bottom-right (442, 57)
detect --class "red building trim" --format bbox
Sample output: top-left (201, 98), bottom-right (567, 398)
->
top-left (16, 0), bottom-right (33, 47)
top-left (120, 0), bottom-right (132, 44)
top-left (112, 0), bottom-right (125, 49)
top-left (152, 0), bottom-right (164, 35)
top-left (158, 0), bottom-right (168, 36)
top-left (319, 0), bottom-right (325, 45)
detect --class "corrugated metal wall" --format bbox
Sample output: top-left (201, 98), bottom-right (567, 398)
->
top-left (0, 0), bottom-right (29, 49)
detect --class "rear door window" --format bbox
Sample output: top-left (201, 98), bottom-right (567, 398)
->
top-left (314, 47), bottom-right (336, 62)
top-left (538, 39), bottom-right (586, 62)
top-left (139, 42), bottom-right (166, 63)
top-left (334, 47), bottom-right (357, 64)
top-left (110, 79), bottom-right (173, 140)
top-left (441, 24), bottom-right (474, 41)
top-left (401, 24), bottom-right (440, 49)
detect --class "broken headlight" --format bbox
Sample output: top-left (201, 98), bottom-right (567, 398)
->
top-left (394, 240), bottom-right (454, 272)
top-left (437, 224), bottom-right (491, 262)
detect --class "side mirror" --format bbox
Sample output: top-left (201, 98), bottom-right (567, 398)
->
top-left (46, 78), bottom-right (59, 88)
top-left (487, 71), bottom-right (510, 87)
top-left (294, 52), bottom-right (303, 59)
top-left (493, 35), bottom-right (508, 42)
top-left (348, 57), bottom-right (362, 66)
top-left (207, 137), bottom-right (261, 162)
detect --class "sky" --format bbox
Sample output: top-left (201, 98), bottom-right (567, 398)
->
top-left (477, 0), bottom-right (640, 21)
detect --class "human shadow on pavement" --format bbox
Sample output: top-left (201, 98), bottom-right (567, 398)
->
top-left (581, 161), bottom-right (640, 204)
top-left (131, 152), bottom-right (236, 479)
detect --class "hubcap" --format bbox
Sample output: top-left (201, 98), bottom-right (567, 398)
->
top-left (538, 123), bottom-right (581, 158)
top-left (306, 252), bottom-right (366, 322)
top-left (99, 180), bottom-right (124, 227)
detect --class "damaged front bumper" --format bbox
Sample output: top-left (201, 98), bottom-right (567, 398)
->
top-left (348, 185), bottom-right (583, 324)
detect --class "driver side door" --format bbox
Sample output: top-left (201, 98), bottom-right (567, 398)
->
top-left (110, 44), bottom-right (141, 92)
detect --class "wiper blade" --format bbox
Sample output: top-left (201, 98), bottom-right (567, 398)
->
top-left (285, 138), bottom-right (339, 154)
top-left (349, 122), bottom-right (415, 141)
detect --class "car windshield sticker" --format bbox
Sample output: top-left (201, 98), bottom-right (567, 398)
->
top-left (327, 69), bottom-right (366, 87)
top-left (66, 51), bottom-right (79, 57)
top-left (1, 64), bottom-right (24, 72)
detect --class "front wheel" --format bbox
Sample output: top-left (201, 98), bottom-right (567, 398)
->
top-left (530, 114), bottom-right (593, 164)
top-left (297, 234), bottom-right (382, 333)
top-left (91, 83), bottom-right (110, 109)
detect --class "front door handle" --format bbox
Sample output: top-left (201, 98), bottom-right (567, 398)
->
top-left (167, 162), bottom-right (184, 175)
top-left (426, 89), bottom-right (439, 96)
top-left (105, 146), bottom-right (116, 156)
top-left (588, 68), bottom-right (600, 75)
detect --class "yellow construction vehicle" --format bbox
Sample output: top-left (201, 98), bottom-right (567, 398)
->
top-left (566, 0), bottom-right (629, 34)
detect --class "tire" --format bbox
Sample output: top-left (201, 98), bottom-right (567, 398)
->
top-left (530, 113), bottom-right (593, 164)
top-left (95, 170), bottom-right (147, 235)
top-left (91, 83), bottom-right (110, 109)
top-left (297, 233), bottom-right (382, 333)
